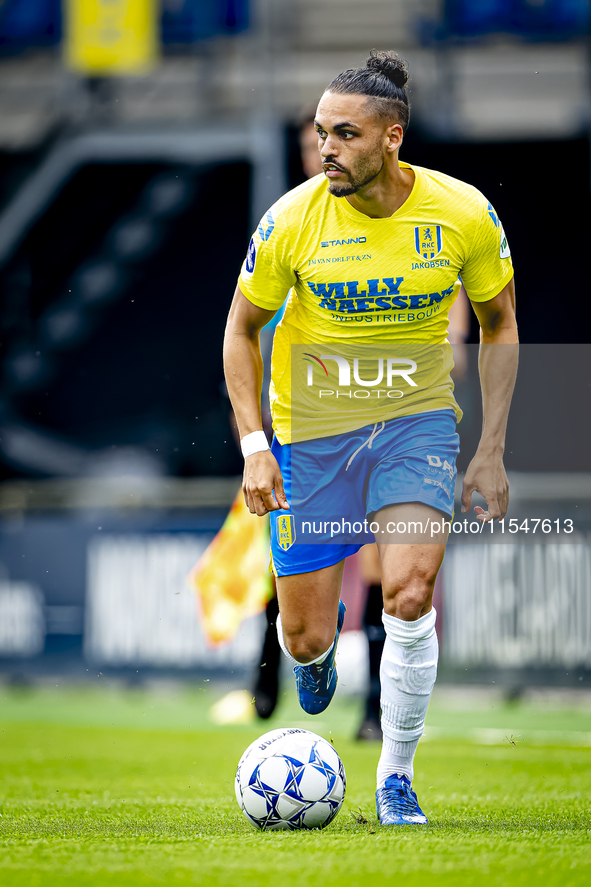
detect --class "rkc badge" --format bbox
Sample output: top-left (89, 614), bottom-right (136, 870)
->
top-left (277, 513), bottom-right (295, 550)
top-left (414, 225), bottom-right (442, 260)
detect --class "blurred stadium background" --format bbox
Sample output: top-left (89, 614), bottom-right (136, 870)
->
top-left (0, 0), bottom-right (590, 697)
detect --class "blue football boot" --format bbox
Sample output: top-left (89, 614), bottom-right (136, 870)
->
top-left (294, 600), bottom-right (346, 715)
top-left (376, 774), bottom-right (428, 825)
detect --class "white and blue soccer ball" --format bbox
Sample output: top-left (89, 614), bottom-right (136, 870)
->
top-left (235, 727), bottom-right (346, 830)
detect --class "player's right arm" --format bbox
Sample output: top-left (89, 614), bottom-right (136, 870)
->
top-left (459, 195), bottom-right (517, 522)
top-left (223, 285), bottom-right (289, 516)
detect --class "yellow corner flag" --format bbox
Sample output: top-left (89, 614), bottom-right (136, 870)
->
top-left (188, 489), bottom-right (273, 647)
top-left (64, 0), bottom-right (158, 75)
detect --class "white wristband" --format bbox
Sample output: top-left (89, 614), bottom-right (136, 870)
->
top-left (241, 430), bottom-right (270, 459)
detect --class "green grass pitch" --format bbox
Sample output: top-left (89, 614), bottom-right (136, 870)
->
top-left (1, 680), bottom-right (590, 886)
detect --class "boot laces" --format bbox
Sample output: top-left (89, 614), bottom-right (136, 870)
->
top-left (381, 780), bottom-right (419, 817)
top-left (298, 662), bottom-right (331, 692)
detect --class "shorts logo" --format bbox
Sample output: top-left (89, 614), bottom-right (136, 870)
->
top-left (427, 454), bottom-right (455, 482)
top-left (257, 210), bottom-right (275, 242)
top-left (245, 237), bottom-right (257, 272)
top-left (415, 225), bottom-right (442, 260)
top-left (277, 514), bottom-right (295, 550)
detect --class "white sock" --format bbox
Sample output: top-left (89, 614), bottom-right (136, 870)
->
top-left (377, 734), bottom-right (419, 785)
top-left (377, 608), bottom-right (438, 789)
top-left (276, 613), bottom-right (334, 666)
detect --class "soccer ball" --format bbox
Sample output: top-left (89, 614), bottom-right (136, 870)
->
top-left (235, 727), bottom-right (346, 830)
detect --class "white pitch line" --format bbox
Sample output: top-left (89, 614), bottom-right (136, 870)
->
top-left (421, 726), bottom-right (591, 746)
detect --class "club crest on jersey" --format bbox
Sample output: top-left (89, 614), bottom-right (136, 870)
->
top-left (277, 514), bottom-right (295, 550)
top-left (414, 225), bottom-right (442, 260)
top-left (257, 210), bottom-right (275, 242)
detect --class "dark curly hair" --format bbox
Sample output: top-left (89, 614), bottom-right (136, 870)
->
top-left (326, 50), bottom-right (410, 131)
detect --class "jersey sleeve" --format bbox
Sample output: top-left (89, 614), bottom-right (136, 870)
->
top-left (238, 205), bottom-right (297, 311)
top-left (460, 197), bottom-right (514, 302)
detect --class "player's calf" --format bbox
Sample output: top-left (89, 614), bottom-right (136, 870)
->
top-left (277, 600), bottom-right (346, 715)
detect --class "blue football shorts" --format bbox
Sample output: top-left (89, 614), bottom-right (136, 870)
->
top-left (269, 409), bottom-right (459, 577)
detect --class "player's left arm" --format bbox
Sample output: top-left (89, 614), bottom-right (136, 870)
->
top-left (461, 277), bottom-right (519, 522)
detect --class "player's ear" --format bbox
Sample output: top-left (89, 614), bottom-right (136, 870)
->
top-left (386, 122), bottom-right (403, 153)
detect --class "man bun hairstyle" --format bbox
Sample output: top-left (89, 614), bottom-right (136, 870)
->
top-left (326, 49), bottom-right (410, 131)
top-left (365, 49), bottom-right (409, 88)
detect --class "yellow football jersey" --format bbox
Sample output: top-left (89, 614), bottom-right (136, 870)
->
top-left (238, 162), bottom-right (513, 444)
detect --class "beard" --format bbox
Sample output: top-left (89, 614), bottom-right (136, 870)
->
top-left (326, 146), bottom-right (385, 197)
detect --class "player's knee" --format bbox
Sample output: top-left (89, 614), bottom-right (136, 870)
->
top-left (382, 576), bottom-right (435, 621)
top-left (284, 627), bottom-right (334, 664)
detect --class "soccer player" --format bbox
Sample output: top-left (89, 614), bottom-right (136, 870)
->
top-left (223, 50), bottom-right (518, 825)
